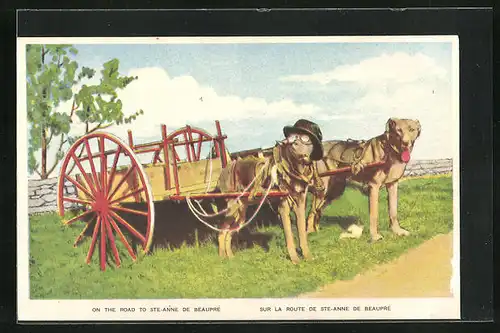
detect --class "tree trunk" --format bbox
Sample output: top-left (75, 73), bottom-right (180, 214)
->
top-left (40, 45), bottom-right (48, 179)
top-left (41, 126), bottom-right (47, 179)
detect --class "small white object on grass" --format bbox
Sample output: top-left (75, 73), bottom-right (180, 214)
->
top-left (339, 224), bottom-right (364, 239)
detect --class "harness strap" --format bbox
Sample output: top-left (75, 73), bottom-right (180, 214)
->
top-left (331, 134), bottom-right (396, 169)
top-left (185, 163), bottom-right (277, 232)
top-left (330, 139), bottom-right (371, 166)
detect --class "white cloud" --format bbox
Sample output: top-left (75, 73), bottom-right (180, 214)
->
top-left (53, 66), bottom-right (320, 141)
top-left (280, 52), bottom-right (448, 86)
top-left (104, 67), bottom-right (320, 139)
top-left (315, 113), bottom-right (365, 121)
top-left (354, 82), bottom-right (453, 159)
top-left (286, 52), bottom-right (454, 159)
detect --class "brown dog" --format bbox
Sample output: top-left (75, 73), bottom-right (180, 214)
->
top-left (307, 118), bottom-right (421, 242)
top-left (214, 119), bottom-right (324, 264)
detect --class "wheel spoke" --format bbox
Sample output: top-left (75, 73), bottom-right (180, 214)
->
top-left (99, 136), bottom-right (108, 197)
top-left (107, 164), bottom-right (137, 201)
top-left (110, 205), bottom-right (148, 217)
top-left (73, 214), bottom-right (96, 247)
top-left (109, 187), bottom-right (145, 205)
top-left (71, 151), bottom-right (98, 195)
top-left (64, 209), bottom-right (94, 226)
top-left (61, 132), bottom-right (155, 269)
top-left (107, 214), bottom-right (136, 261)
top-left (100, 212), bottom-right (107, 271)
top-left (174, 148), bottom-right (181, 161)
top-left (86, 216), bottom-right (101, 264)
top-left (84, 138), bottom-right (101, 193)
top-left (103, 215), bottom-right (121, 267)
top-left (153, 149), bottom-right (162, 163)
top-left (109, 210), bottom-right (146, 244)
top-left (63, 196), bottom-right (93, 206)
top-left (107, 146), bottom-right (122, 193)
top-left (65, 174), bottom-right (95, 200)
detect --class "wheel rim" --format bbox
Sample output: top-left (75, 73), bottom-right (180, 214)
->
top-left (167, 125), bottom-right (216, 162)
top-left (57, 132), bottom-right (155, 271)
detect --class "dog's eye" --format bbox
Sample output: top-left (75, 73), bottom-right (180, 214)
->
top-left (409, 127), bottom-right (415, 132)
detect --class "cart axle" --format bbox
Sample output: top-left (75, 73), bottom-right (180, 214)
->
top-left (170, 190), bottom-right (289, 201)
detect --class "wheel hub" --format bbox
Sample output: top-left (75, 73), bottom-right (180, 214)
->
top-left (92, 192), bottom-right (110, 216)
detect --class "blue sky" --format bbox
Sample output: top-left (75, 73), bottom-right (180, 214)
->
top-left (40, 39), bottom-right (457, 174)
top-left (76, 42), bottom-right (452, 105)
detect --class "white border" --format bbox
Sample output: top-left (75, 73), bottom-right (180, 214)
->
top-left (17, 35), bottom-right (460, 322)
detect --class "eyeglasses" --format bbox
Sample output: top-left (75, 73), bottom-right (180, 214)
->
top-left (287, 134), bottom-right (312, 145)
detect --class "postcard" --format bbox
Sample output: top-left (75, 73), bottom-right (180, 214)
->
top-left (17, 36), bottom-right (460, 321)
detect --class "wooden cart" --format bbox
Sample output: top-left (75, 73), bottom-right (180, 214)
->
top-left (57, 120), bottom-right (289, 271)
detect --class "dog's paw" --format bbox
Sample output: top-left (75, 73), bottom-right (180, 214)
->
top-left (370, 233), bottom-right (384, 242)
top-left (307, 225), bottom-right (319, 234)
top-left (392, 227), bottom-right (410, 236)
top-left (290, 256), bottom-right (301, 265)
top-left (302, 250), bottom-right (314, 261)
top-left (289, 251), bottom-right (301, 264)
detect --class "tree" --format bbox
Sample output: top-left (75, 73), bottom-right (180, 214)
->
top-left (26, 44), bottom-right (143, 179)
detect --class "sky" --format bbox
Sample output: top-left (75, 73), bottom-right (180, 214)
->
top-left (28, 38), bottom-right (457, 178)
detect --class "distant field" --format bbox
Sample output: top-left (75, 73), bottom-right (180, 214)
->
top-left (29, 176), bottom-right (453, 299)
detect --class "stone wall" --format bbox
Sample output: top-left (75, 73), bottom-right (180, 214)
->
top-left (27, 158), bottom-right (453, 215)
top-left (28, 177), bottom-right (79, 215)
top-left (403, 158), bottom-right (453, 177)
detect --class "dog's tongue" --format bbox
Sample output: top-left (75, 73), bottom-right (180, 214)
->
top-left (401, 149), bottom-right (411, 163)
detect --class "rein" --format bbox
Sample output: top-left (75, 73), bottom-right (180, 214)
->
top-left (185, 159), bottom-right (278, 233)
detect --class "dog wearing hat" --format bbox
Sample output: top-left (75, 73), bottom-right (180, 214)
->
top-left (214, 119), bottom-right (325, 264)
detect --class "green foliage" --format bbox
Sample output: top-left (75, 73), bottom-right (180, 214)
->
top-left (26, 44), bottom-right (143, 178)
top-left (73, 58), bottom-right (143, 128)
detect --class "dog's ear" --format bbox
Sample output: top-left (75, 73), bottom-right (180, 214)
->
top-left (385, 118), bottom-right (397, 133)
top-left (415, 120), bottom-right (422, 137)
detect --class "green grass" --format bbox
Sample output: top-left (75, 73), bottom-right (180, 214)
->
top-left (29, 176), bottom-right (453, 299)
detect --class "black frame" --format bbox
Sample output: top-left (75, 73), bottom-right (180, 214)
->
top-left (6, 7), bottom-right (494, 330)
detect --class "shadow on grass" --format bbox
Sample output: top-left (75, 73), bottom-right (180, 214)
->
top-left (74, 197), bottom-right (361, 260)
top-left (113, 200), bottom-right (283, 254)
top-left (319, 215), bottom-right (360, 230)
top-left (346, 181), bottom-right (369, 196)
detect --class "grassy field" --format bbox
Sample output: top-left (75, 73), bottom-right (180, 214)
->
top-left (29, 175), bottom-right (453, 299)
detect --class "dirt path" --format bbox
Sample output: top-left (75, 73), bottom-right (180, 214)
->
top-left (301, 233), bottom-right (454, 298)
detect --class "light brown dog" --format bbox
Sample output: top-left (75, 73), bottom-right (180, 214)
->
top-left (307, 118), bottom-right (421, 241)
top-left (214, 119), bottom-right (324, 264)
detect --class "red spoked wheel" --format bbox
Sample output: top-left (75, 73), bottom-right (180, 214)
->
top-left (167, 125), bottom-right (218, 162)
top-left (57, 132), bottom-right (155, 271)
